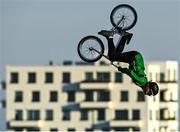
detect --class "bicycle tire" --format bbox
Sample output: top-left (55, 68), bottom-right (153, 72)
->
top-left (110, 4), bottom-right (137, 31)
top-left (77, 36), bottom-right (104, 63)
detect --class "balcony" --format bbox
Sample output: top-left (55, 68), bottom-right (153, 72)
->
top-left (80, 101), bottom-right (109, 109)
top-left (80, 80), bottom-right (111, 90)
top-left (8, 120), bottom-right (42, 128)
top-left (110, 120), bottom-right (142, 127)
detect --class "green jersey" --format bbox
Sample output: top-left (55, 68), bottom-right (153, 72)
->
top-left (122, 53), bottom-right (148, 87)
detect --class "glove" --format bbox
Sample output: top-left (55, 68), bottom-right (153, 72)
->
top-left (117, 67), bottom-right (128, 73)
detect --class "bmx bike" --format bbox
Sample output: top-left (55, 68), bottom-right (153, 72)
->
top-left (77, 4), bottom-right (137, 67)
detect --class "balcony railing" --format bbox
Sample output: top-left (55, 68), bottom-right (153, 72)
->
top-left (81, 79), bottom-right (111, 83)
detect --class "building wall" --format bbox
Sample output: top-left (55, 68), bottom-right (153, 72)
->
top-left (6, 61), bottom-right (179, 131)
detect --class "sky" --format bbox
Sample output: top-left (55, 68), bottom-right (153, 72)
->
top-left (0, 0), bottom-right (180, 72)
top-left (0, 0), bottom-right (180, 130)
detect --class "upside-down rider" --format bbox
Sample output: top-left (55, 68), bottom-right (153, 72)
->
top-left (98, 29), bottom-right (159, 96)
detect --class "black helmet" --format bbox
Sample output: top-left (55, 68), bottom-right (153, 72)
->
top-left (149, 82), bottom-right (159, 96)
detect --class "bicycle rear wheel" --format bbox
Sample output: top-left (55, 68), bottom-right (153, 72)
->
top-left (77, 36), bottom-right (104, 63)
top-left (110, 4), bottom-right (137, 31)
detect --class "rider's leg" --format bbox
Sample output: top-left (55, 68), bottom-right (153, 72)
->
top-left (116, 51), bottom-right (139, 63)
top-left (116, 32), bottom-right (133, 57)
top-left (98, 30), bottom-right (116, 61)
top-left (107, 37), bottom-right (116, 61)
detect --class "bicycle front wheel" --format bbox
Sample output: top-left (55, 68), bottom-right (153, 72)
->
top-left (110, 4), bottom-right (137, 31)
top-left (77, 36), bottom-right (104, 63)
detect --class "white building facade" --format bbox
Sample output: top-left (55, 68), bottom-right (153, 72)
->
top-left (6, 60), bottom-right (178, 131)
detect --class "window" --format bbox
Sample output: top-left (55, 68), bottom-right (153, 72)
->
top-left (1, 100), bottom-right (6, 108)
top-left (62, 110), bottom-right (70, 120)
top-left (132, 109), bottom-right (140, 120)
top-left (28, 72), bottom-right (36, 83)
top-left (50, 91), bottom-right (58, 102)
top-left (27, 110), bottom-right (40, 120)
top-left (137, 91), bottom-right (145, 101)
top-left (115, 72), bottom-right (123, 82)
top-left (68, 128), bottom-right (75, 132)
top-left (46, 110), bottom-right (53, 120)
top-left (10, 72), bottom-right (19, 83)
top-left (115, 110), bottom-right (128, 120)
top-left (80, 109), bottom-right (88, 120)
top-left (149, 110), bottom-right (152, 120)
top-left (1, 81), bottom-right (6, 89)
top-left (85, 91), bottom-right (93, 101)
top-left (97, 109), bottom-right (105, 120)
top-left (15, 91), bottom-right (23, 102)
top-left (160, 90), bottom-right (166, 101)
top-left (15, 110), bottom-right (23, 120)
top-left (62, 72), bottom-right (71, 83)
top-left (160, 72), bottom-right (165, 82)
top-left (50, 128), bottom-right (58, 132)
top-left (32, 91), bottom-right (40, 102)
top-left (120, 91), bottom-right (128, 102)
top-left (97, 90), bottom-right (110, 101)
top-left (45, 72), bottom-right (53, 83)
top-left (85, 72), bottom-right (93, 81)
top-left (67, 91), bottom-right (75, 102)
top-left (85, 128), bottom-right (93, 132)
top-left (97, 72), bottom-right (110, 82)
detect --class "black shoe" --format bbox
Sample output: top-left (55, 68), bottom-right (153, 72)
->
top-left (98, 30), bottom-right (114, 38)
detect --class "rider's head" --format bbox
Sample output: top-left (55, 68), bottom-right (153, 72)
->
top-left (143, 82), bottom-right (159, 96)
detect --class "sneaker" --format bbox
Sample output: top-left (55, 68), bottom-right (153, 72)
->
top-left (98, 30), bottom-right (114, 38)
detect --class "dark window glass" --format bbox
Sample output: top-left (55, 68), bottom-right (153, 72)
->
top-left (97, 90), bottom-right (110, 101)
top-left (132, 109), bottom-right (140, 120)
top-left (85, 128), bottom-right (93, 132)
top-left (46, 110), bottom-right (53, 120)
top-left (11, 72), bottom-right (19, 83)
top-left (97, 109), bottom-right (105, 121)
top-left (115, 110), bottom-right (128, 120)
top-left (1, 81), bottom-right (6, 89)
top-left (62, 72), bottom-right (71, 83)
top-left (120, 91), bottom-right (128, 102)
top-left (28, 72), bottom-right (36, 83)
top-left (15, 91), bottom-right (23, 102)
top-left (160, 72), bottom-right (165, 82)
top-left (137, 91), bottom-right (145, 101)
top-left (80, 109), bottom-right (88, 120)
top-left (50, 128), bottom-right (58, 132)
top-left (1, 100), bottom-right (6, 108)
top-left (85, 91), bottom-right (93, 101)
top-left (67, 91), bottom-right (75, 102)
top-left (115, 72), bottom-right (123, 82)
top-left (50, 91), bottom-right (58, 102)
top-left (85, 72), bottom-right (93, 81)
top-left (97, 72), bottom-right (110, 82)
top-left (15, 110), bottom-right (23, 120)
top-left (45, 72), bottom-right (53, 83)
top-left (160, 90), bottom-right (166, 101)
top-left (68, 128), bottom-right (75, 132)
top-left (32, 91), bottom-right (40, 102)
top-left (62, 110), bottom-right (70, 120)
top-left (27, 110), bottom-right (40, 120)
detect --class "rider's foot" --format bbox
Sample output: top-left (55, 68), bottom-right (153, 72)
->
top-left (98, 30), bottom-right (114, 38)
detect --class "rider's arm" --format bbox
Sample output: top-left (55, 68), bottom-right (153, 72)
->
top-left (118, 67), bottom-right (148, 86)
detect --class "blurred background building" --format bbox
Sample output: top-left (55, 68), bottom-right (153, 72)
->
top-left (0, 80), bottom-right (6, 131)
top-left (6, 60), bottom-right (178, 131)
